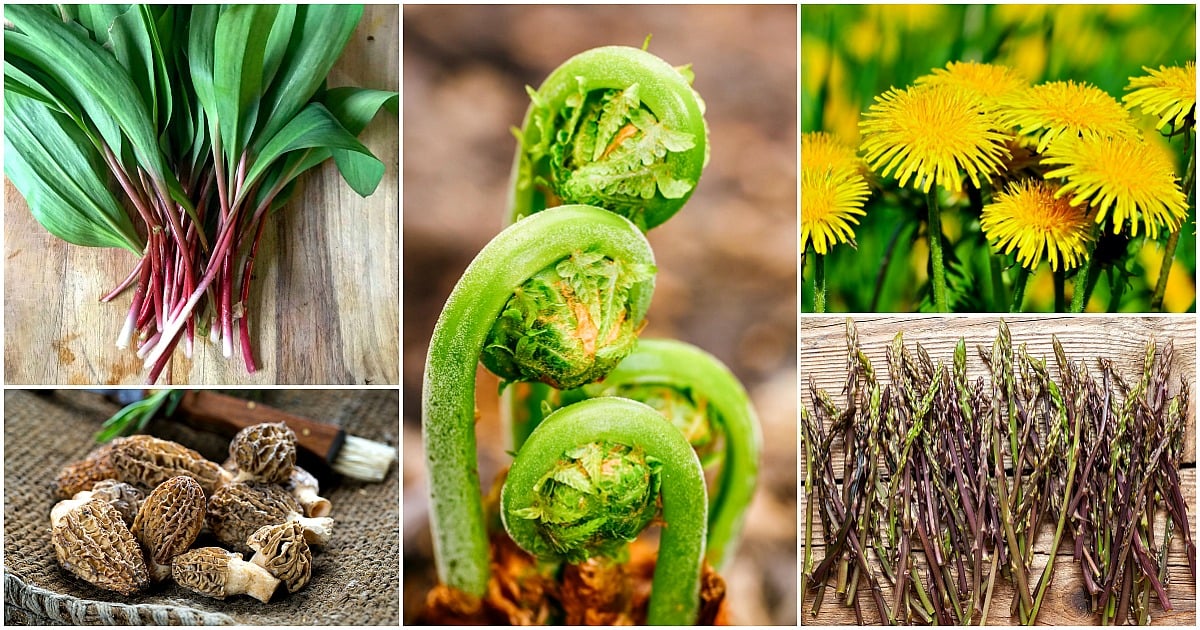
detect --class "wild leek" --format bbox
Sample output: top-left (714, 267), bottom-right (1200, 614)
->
top-left (4, 5), bottom-right (396, 382)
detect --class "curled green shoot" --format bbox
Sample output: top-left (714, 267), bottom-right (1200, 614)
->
top-left (571, 338), bottom-right (760, 570)
top-left (508, 45), bottom-right (709, 230)
top-left (501, 397), bottom-right (707, 625)
top-left (422, 205), bottom-right (655, 597)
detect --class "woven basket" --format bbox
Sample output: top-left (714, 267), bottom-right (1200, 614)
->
top-left (4, 390), bottom-right (399, 626)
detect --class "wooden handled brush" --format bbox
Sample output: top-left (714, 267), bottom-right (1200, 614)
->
top-left (174, 391), bottom-right (395, 482)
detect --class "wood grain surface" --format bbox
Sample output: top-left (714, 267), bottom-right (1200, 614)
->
top-left (800, 316), bottom-right (1198, 626)
top-left (4, 5), bottom-right (398, 385)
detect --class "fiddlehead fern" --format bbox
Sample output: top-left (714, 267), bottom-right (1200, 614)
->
top-left (516, 339), bottom-right (760, 570)
top-left (501, 397), bottom-right (708, 625)
top-left (508, 45), bottom-right (710, 230)
top-left (422, 204), bottom-right (655, 598)
top-left (573, 339), bottom-right (760, 570)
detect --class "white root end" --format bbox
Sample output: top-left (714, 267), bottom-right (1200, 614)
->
top-left (222, 334), bottom-right (233, 358)
top-left (116, 312), bottom-right (135, 349)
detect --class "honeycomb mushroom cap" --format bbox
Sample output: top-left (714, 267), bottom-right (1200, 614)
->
top-left (132, 476), bottom-right (206, 581)
top-left (284, 466), bottom-right (332, 517)
top-left (109, 435), bottom-right (232, 495)
top-left (173, 547), bottom-right (280, 603)
top-left (55, 443), bottom-right (118, 499)
top-left (248, 521), bottom-right (313, 593)
top-left (230, 422), bottom-right (297, 484)
top-left (52, 500), bottom-right (149, 596)
top-left (51, 480), bottom-right (144, 528)
top-left (208, 482), bottom-right (334, 552)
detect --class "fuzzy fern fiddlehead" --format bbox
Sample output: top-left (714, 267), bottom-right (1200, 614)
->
top-left (569, 339), bottom-right (760, 570)
top-left (422, 205), bottom-right (655, 598)
top-left (501, 397), bottom-right (708, 625)
top-left (509, 45), bottom-right (709, 230)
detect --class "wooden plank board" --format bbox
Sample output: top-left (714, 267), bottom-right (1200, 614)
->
top-left (3, 5), bottom-right (398, 385)
top-left (800, 316), bottom-right (1198, 625)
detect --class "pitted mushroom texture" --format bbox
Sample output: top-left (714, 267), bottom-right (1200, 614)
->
top-left (248, 521), bottom-right (312, 593)
top-left (209, 482), bottom-right (334, 552)
top-left (173, 547), bottom-right (281, 603)
top-left (285, 466), bottom-right (332, 517)
top-left (55, 443), bottom-right (118, 499)
top-left (231, 422), bottom-right (297, 483)
top-left (51, 480), bottom-right (144, 528)
top-left (132, 476), bottom-right (206, 581)
top-left (110, 435), bottom-right (231, 494)
top-left (52, 499), bottom-right (150, 596)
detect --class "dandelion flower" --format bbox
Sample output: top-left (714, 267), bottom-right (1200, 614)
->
top-left (980, 180), bottom-right (1094, 271)
top-left (1123, 62), bottom-right (1196, 130)
top-left (999, 81), bottom-right (1138, 152)
top-left (914, 61), bottom-right (1028, 109)
top-left (1043, 134), bottom-right (1188, 239)
top-left (859, 84), bottom-right (1010, 193)
top-left (802, 132), bottom-right (870, 255)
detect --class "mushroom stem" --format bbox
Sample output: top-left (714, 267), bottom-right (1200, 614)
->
top-left (227, 556), bottom-right (281, 603)
top-left (288, 514), bottom-right (335, 546)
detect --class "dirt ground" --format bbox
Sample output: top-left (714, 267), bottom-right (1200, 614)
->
top-left (402, 5), bottom-right (797, 625)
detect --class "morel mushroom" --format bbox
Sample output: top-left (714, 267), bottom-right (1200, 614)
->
top-left (173, 547), bottom-right (280, 603)
top-left (52, 500), bottom-right (149, 596)
top-left (284, 466), bottom-right (332, 517)
top-left (248, 521), bottom-right (313, 593)
top-left (230, 422), bottom-right (297, 484)
top-left (55, 443), bottom-right (118, 499)
top-left (51, 480), bottom-right (143, 528)
top-left (208, 482), bottom-right (335, 553)
top-left (109, 435), bottom-right (233, 495)
top-left (131, 476), bottom-right (206, 581)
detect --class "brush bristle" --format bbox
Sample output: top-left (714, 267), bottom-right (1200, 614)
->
top-left (331, 435), bottom-right (396, 482)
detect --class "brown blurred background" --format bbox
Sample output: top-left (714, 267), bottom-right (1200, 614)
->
top-left (402, 5), bottom-right (797, 625)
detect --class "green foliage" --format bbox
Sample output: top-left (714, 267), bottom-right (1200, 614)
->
top-left (802, 5), bottom-right (1197, 312)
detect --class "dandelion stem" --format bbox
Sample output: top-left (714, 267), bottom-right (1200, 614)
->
top-left (1069, 230), bottom-right (1100, 313)
top-left (1009, 267), bottom-right (1031, 312)
top-left (926, 190), bottom-right (949, 312)
top-left (1150, 133), bottom-right (1194, 311)
top-left (814, 253), bottom-right (827, 313)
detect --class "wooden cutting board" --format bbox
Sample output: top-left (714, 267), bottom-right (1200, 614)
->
top-left (4, 6), bottom-right (398, 385)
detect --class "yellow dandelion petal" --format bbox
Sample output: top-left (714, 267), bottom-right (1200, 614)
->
top-left (914, 61), bottom-right (1029, 110)
top-left (999, 80), bottom-right (1138, 153)
top-left (802, 132), bottom-right (870, 255)
top-left (1123, 62), bottom-right (1196, 130)
top-left (1042, 134), bottom-right (1188, 240)
top-left (859, 84), bottom-right (1010, 193)
top-left (980, 180), bottom-right (1094, 271)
